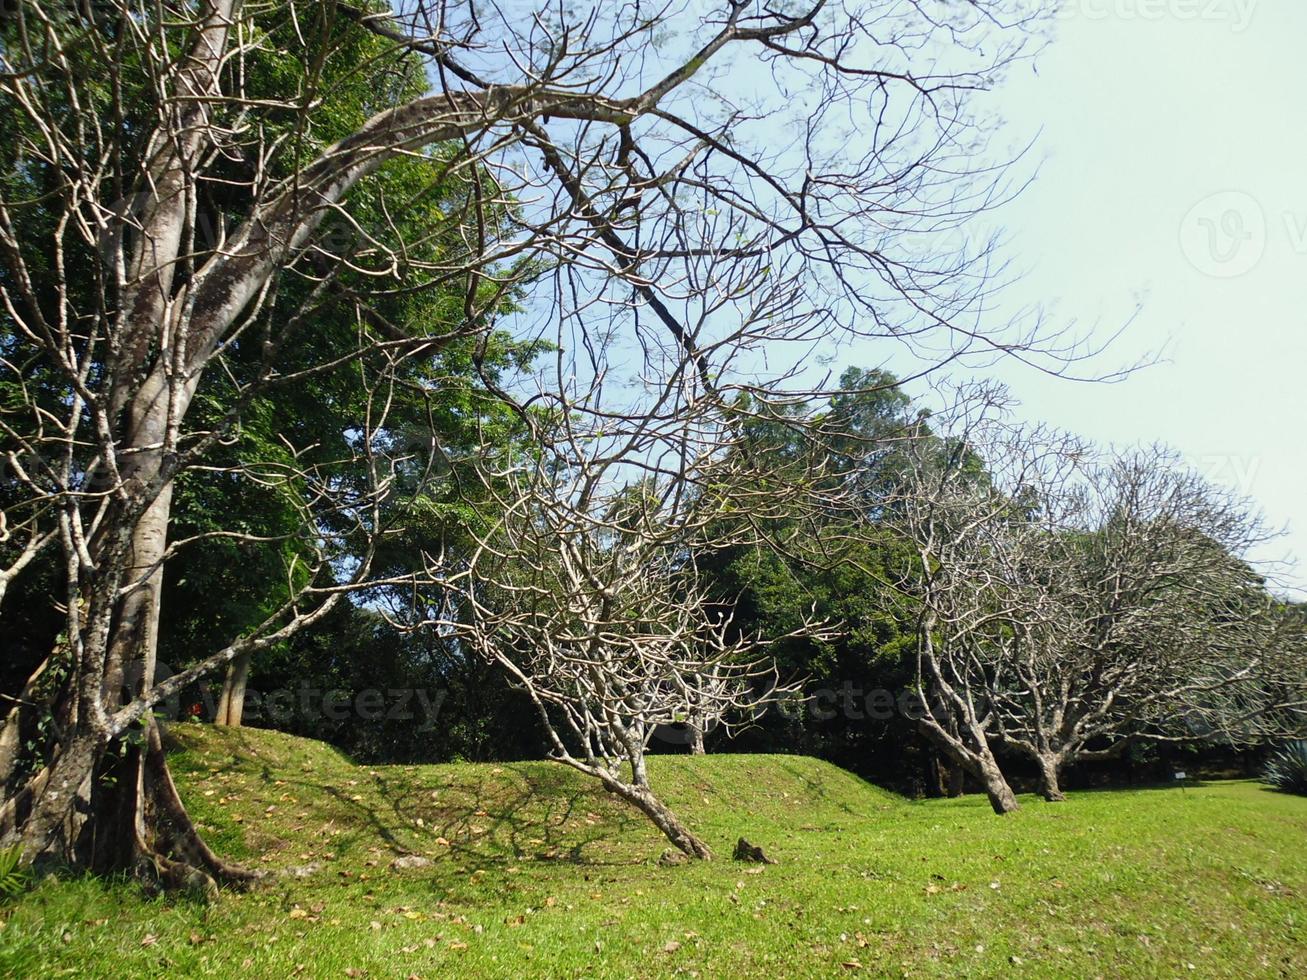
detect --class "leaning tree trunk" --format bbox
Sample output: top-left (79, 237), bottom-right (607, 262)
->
top-left (1036, 754), bottom-right (1067, 802)
top-left (917, 716), bottom-right (1019, 814)
top-left (605, 776), bottom-right (714, 860)
top-left (975, 752), bottom-right (1021, 814)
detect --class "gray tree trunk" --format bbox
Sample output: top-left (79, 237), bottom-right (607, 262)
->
top-left (607, 778), bottom-right (713, 859)
top-left (688, 722), bottom-right (706, 756)
top-left (1037, 754), bottom-right (1067, 802)
top-left (14, 383), bottom-right (202, 869)
top-left (215, 652), bottom-right (252, 726)
top-left (977, 753), bottom-right (1021, 814)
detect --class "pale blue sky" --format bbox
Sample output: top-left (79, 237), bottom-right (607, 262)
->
top-left (965, 1), bottom-right (1305, 596)
top-left (493, 2), bottom-right (1304, 594)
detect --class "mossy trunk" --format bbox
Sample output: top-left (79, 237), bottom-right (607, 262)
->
top-left (10, 715), bottom-right (255, 893)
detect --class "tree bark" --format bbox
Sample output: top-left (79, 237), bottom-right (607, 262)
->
top-left (215, 651), bottom-right (252, 726)
top-left (976, 754), bottom-right (1021, 814)
top-left (1037, 754), bottom-right (1067, 802)
top-left (929, 754), bottom-right (947, 797)
top-left (14, 716), bottom-right (255, 891)
top-left (607, 778), bottom-right (713, 859)
top-left (12, 731), bottom-right (103, 861)
top-left (688, 722), bottom-right (706, 756)
top-left (11, 377), bottom-right (241, 884)
top-left (917, 714), bottom-right (1017, 814)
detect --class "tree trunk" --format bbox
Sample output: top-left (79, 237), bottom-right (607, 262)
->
top-left (606, 778), bottom-right (713, 859)
top-left (9, 379), bottom-right (250, 888)
top-left (917, 716), bottom-right (1017, 814)
top-left (929, 754), bottom-right (947, 797)
top-left (11, 730), bottom-right (103, 861)
top-left (946, 759), bottom-right (966, 798)
top-left (976, 753), bottom-right (1021, 814)
top-left (14, 716), bottom-right (255, 891)
top-left (929, 753), bottom-right (965, 797)
top-left (215, 651), bottom-right (252, 726)
top-left (1037, 754), bottom-right (1067, 802)
top-left (137, 719), bottom-right (258, 889)
top-left (687, 722), bottom-right (705, 756)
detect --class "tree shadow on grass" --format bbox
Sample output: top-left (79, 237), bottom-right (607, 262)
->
top-left (175, 733), bottom-right (656, 872)
top-left (367, 764), bottom-right (655, 872)
top-left (169, 729), bottom-right (713, 890)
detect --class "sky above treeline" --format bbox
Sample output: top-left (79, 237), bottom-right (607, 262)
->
top-left (475, 1), bottom-right (1303, 596)
top-left (943, 0), bottom-right (1305, 597)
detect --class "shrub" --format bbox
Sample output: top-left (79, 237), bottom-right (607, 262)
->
top-left (1263, 741), bottom-right (1307, 796)
top-left (0, 845), bottom-right (30, 903)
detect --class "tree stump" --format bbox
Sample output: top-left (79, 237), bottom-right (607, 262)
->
top-left (732, 837), bottom-right (777, 864)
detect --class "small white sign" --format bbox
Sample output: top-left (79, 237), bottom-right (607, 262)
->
top-left (1174, 771), bottom-right (1187, 780)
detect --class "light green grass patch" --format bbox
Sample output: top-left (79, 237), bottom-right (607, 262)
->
top-left (2, 725), bottom-right (1303, 977)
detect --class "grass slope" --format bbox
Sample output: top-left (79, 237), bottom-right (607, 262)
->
top-left (2, 724), bottom-right (1304, 978)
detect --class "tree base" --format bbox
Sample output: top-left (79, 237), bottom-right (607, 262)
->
top-left (12, 718), bottom-right (258, 895)
top-left (140, 720), bottom-right (261, 891)
top-left (593, 771), bottom-right (713, 860)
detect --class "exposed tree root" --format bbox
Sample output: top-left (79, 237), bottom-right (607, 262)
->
top-left (10, 718), bottom-right (258, 896)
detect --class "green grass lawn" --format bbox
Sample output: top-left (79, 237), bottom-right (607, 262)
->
top-left (2, 724), bottom-right (1304, 978)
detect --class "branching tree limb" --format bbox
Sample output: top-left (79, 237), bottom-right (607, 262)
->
top-left (2, 0), bottom-right (1066, 877)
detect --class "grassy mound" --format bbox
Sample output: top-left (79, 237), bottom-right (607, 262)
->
top-left (160, 724), bottom-right (903, 873)
top-left (3, 724), bottom-right (1305, 978)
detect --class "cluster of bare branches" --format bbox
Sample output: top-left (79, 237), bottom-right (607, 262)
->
top-left (863, 395), bottom-right (1306, 811)
top-left (415, 386), bottom-right (828, 856)
top-left (0, 0), bottom-right (1080, 879)
top-left (987, 448), bottom-right (1304, 800)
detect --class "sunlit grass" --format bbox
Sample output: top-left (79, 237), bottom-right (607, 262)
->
top-left (2, 724), bottom-right (1304, 977)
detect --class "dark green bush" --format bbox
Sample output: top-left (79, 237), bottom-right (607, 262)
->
top-left (1263, 741), bottom-right (1307, 795)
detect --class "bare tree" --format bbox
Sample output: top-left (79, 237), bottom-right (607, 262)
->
top-left (987, 448), bottom-right (1307, 802)
top-left (445, 492), bottom-right (796, 860)
top-left (425, 383), bottom-right (821, 858)
top-left (874, 414), bottom-right (1305, 808)
top-left (679, 661), bottom-right (743, 756)
top-left (871, 400), bottom-right (1083, 814)
top-left (0, 0), bottom-right (1060, 880)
